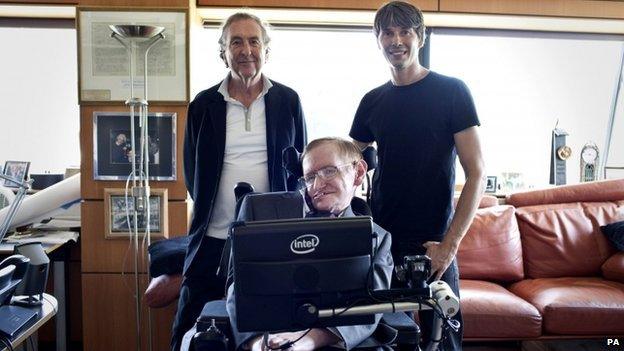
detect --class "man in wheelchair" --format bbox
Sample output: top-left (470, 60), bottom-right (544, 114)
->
top-left (187, 137), bottom-right (459, 351)
top-left (226, 137), bottom-right (394, 350)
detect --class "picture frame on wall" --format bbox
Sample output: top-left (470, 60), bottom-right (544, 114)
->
top-left (104, 188), bottom-right (168, 239)
top-left (485, 176), bottom-right (498, 193)
top-left (77, 8), bottom-right (188, 103)
top-left (93, 111), bottom-right (176, 180)
top-left (2, 161), bottom-right (31, 188)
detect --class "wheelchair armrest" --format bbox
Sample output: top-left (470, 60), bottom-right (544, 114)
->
top-left (193, 300), bottom-right (233, 351)
top-left (197, 300), bottom-right (230, 332)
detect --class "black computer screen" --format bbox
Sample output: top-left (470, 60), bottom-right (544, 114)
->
top-left (232, 216), bottom-right (375, 332)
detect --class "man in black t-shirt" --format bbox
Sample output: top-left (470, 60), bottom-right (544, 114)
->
top-left (349, 1), bottom-right (486, 350)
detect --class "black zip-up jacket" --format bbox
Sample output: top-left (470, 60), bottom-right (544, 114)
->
top-left (182, 79), bottom-right (307, 277)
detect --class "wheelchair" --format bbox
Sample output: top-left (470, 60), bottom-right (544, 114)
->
top-left (165, 146), bottom-right (459, 351)
top-left (185, 192), bottom-right (459, 350)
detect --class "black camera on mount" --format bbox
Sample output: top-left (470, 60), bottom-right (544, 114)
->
top-left (395, 255), bottom-right (432, 290)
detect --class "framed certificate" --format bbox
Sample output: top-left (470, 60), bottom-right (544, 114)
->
top-left (77, 8), bottom-right (188, 103)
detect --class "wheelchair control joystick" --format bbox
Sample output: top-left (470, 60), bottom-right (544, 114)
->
top-left (395, 255), bottom-right (431, 290)
top-left (192, 319), bottom-right (229, 351)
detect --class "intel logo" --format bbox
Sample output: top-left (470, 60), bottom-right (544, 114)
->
top-left (290, 234), bottom-right (319, 254)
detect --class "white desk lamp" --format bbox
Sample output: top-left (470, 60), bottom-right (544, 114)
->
top-left (0, 175), bottom-right (33, 240)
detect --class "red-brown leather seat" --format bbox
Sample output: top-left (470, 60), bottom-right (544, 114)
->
top-left (457, 205), bottom-right (540, 338)
top-left (461, 280), bottom-right (542, 338)
top-left (509, 277), bottom-right (624, 335)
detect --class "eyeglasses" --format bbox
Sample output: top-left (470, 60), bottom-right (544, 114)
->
top-left (299, 162), bottom-right (356, 188)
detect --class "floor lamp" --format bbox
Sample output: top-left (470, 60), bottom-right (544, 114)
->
top-left (110, 24), bottom-right (165, 351)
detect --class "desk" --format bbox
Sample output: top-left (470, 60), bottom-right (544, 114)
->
top-left (0, 231), bottom-right (78, 351)
top-left (1, 293), bottom-right (57, 351)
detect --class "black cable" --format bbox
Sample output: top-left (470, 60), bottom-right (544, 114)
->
top-left (365, 173), bottom-right (371, 205)
top-left (28, 335), bottom-right (35, 351)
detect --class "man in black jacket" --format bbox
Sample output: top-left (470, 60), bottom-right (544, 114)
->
top-left (172, 12), bottom-right (307, 350)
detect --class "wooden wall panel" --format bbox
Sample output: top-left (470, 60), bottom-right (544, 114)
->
top-left (197, 0), bottom-right (438, 11)
top-left (82, 273), bottom-right (176, 351)
top-left (439, 0), bottom-right (624, 19)
top-left (81, 200), bottom-right (190, 273)
top-left (80, 104), bottom-right (188, 201)
top-left (78, 0), bottom-right (187, 7)
top-left (0, 0), bottom-right (75, 3)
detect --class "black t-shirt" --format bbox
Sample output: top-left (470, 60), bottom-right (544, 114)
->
top-left (350, 71), bottom-right (479, 245)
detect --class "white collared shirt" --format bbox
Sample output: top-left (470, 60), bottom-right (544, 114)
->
top-left (206, 75), bottom-right (273, 239)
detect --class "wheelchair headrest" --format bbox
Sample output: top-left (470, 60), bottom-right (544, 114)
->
top-left (234, 182), bottom-right (254, 202)
top-left (282, 145), bottom-right (377, 180)
top-left (361, 146), bottom-right (377, 171)
top-left (234, 182), bottom-right (255, 219)
top-left (282, 146), bottom-right (303, 179)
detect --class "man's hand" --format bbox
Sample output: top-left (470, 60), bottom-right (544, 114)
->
top-left (249, 329), bottom-right (340, 351)
top-left (423, 240), bottom-right (458, 281)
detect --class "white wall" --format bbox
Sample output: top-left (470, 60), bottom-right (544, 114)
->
top-left (0, 25), bottom-right (79, 175)
top-left (431, 31), bottom-right (624, 188)
top-left (607, 86), bottom-right (624, 178)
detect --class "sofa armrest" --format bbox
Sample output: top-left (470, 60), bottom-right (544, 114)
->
top-left (144, 274), bottom-right (183, 308)
top-left (602, 252), bottom-right (624, 283)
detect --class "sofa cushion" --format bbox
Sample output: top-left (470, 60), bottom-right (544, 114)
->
top-left (509, 277), bottom-right (624, 335)
top-left (516, 202), bottom-right (616, 278)
top-left (506, 179), bottom-right (624, 207)
top-left (601, 220), bottom-right (624, 251)
top-left (457, 206), bottom-right (523, 282)
top-left (602, 253), bottom-right (624, 283)
top-left (144, 274), bottom-right (183, 308)
top-left (460, 280), bottom-right (541, 338)
top-left (454, 194), bottom-right (498, 209)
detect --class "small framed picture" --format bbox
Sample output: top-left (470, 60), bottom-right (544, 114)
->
top-left (104, 188), bottom-right (168, 239)
top-left (2, 161), bottom-right (31, 188)
top-left (485, 176), bottom-right (498, 193)
top-left (93, 111), bottom-right (176, 180)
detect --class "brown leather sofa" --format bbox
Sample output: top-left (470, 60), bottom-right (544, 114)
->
top-left (145, 179), bottom-right (624, 341)
top-left (457, 178), bottom-right (624, 340)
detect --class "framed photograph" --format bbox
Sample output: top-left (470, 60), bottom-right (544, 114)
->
top-left (485, 176), bottom-right (498, 193)
top-left (93, 111), bottom-right (176, 180)
top-left (77, 8), bottom-right (188, 102)
top-left (104, 188), bottom-right (168, 239)
top-left (2, 161), bottom-right (30, 188)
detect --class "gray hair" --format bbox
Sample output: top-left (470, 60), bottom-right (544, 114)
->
top-left (218, 12), bottom-right (271, 54)
top-left (373, 1), bottom-right (426, 42)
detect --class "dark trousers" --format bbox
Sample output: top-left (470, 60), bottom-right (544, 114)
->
top-left (392, 243), bottom-right (463, 351)
top-left (171, 237), bottom-right (226, 351)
